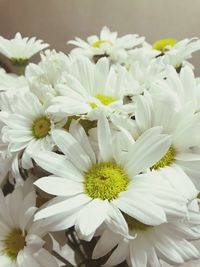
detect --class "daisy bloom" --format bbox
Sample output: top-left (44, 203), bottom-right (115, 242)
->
top-left (132, 90), bottom-right (200, 194)
top-left (0, 33), bottom-right (49, 64)
top-left (0, 185), bottom-right (59, 267)
top-left (151, 65), bottom-right (200, 113)
top-left (25, 50), bottom-right (71, 102)
top-left (152, 37), bottom-right (200, 69)
top-left (33, 115), bottom-right (187, 241)
top-left (0, 91), bottom-right (55, 170)
top-left (68, 26), bottom-right (144, 64)
top-left (92, 215), bottom-right (200, 267)
top-left (124, 52), bottom-right (166, 95)
top-left (47, 56), bottom-right (134, 118)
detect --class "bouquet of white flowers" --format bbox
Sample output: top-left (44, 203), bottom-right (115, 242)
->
top-left (1, 27), bottom-right (200, 267)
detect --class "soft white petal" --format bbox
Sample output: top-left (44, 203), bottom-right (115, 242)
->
top-left (34, 194), bottom-right (91, 220)
top-left (34, 177), bottom-right (83, 196)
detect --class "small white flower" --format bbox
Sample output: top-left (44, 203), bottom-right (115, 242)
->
top-left (93, 217), bottom-right (200, 267)
top-left (153, 38), bottom-right (200, 68)
top-left (47, 56), bottom-right (133, 118)
top-left (0, 32), bottom-right (49, 62)
top-left (0, 186), bottom-right (59, 267)
top-left (0, 91), bottom-right (55, 170)
top-left (124, 52), bottom-right (166, 95)
top-left (68, 26), bottom-right (145, 64)
top-left (25, 50), bottom-right (71, 102)
top-left (130, 90), bottom-right (200, 196)
top-left (151, 66), bottom-right (200, 113)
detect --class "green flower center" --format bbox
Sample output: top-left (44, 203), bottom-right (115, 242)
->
top-left (84, 162), bottom-right (129, 201)
top-left (152, 38), bottom-right (177, 53)
top-left (3, 229), bottom-right (26, 261)
top-left (10, 58), bottom-right (29, 75)
top-left (32, 116), bottom-right (51, 139)
top-left (152, 145), bottom-right (176, 170)
top-left (92, 40), bottom-right (113, 48)
top-left (124, 213), bottom-right (152, 233)
top-left (90, 94), bottom-right (118, 109)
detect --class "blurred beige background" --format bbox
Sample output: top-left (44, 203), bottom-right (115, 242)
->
top-left (0, 0), bottom-right (200, 73)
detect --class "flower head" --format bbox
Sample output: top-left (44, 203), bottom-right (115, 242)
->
top-left (0, 185), bottom-right (58, 266)
top-left (68, 26), bottom-right (145, 64)
top-left (33, 116), bottom-right (187, 241)
top-left (0, 32), bottom-right (49, 62)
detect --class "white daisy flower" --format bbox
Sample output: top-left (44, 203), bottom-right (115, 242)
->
top-left (0, 91), bottom-right (55, 170)
top-left (124, 53), bottom-right (166, 96)
top-left (0, 186), bottom-right (59, 267)
top-left (0, 32), bottom-right (49, 63)
top-left (92, 217), bottom-right (200, 267)
top-left (152, 37), bottom-right (200, 69)
top-left (47, 56), bottom-right (134, 118)
top-left (68, 26), bottom-right (145, 64)
top-left (151, 66), bottom-right (200, 113)
top-left (25, 50), bottom-right (71, 102)
top-left (33, 116), bottom-right (187, 241)
top-left (132, 90), bottom-right (200, 194)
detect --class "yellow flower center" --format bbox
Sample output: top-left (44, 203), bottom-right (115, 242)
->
top-left (152, 38), bottom-right (177, 52)
top-left (3, 229), bottom-right (26, 261)
top-left (92, 40), bottom-right (113, 48)
top-left (84, 162), bottom-right (129, 201)
top-left (124, 213), bottom-right (152, 233)
top-left (152, 146), bottom-right (176, 170)
top-left (90, 94), bottom-right (118, 109)
top-left (32, 116), bottom-right (51, 139)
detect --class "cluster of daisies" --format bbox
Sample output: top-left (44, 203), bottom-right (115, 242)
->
top-left (1, 27), bottom-right (200, 267)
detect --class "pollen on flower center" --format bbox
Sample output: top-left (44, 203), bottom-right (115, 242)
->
top-left (3, 229), bottom-right (26, 261)
top-left (92, 40), bottom-right (113, 48)
top-left (32, 116), bottom-right (51, 139)
top-left (90, 94), bottom-right (118, 109)
top-left (152, 38), bottom-right (177, 53)
top-left (84, 162), bottom-right (129, 201)
top-left (152, 145), bottom-right (176, 170)
top-left (124, 213), bottom-right (152, 233)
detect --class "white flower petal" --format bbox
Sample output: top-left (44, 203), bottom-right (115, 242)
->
top-left (34, 194), bottom-right (91, 220)
top-left (75, 199), bottom-right (108, 238)
top-left (125, 127), bottom-right (172, 176)
top-left (52, 129), bottom-right (91, 171)
top-left (33, 151), bottom-right (83, 182)
top-left (34, 177), bottom-right (83, 196)
top-left (97, 114), bottom-right (113, 162)
top-left (113, 195), bottom-right (167, 225)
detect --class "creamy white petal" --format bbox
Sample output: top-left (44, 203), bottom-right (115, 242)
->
top-left (124, 127), bottom-right (171, 176)
top-left (103, 240), bottom-right (129, 267)
top-left (34, 177), bottom-right (83, 196)
top-left (92, 229), bottom-right (122, 259)
top-left (34, 194), bottom-right (91, 220)
top-left (69, 121), bottom-right (96, 164)
top-left (75, 199), bottom-right (109, 237)
top-left (113, 195), bottom-right (167, 225)
top-left (33, 151), bottom-right (83, 181)
top-left (97, 114), bottom-right (113, 162)
top-left (52, 129), bottom-right (91, 171)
